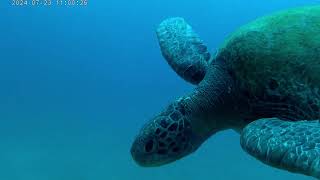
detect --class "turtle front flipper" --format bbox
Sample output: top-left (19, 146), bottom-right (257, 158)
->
top-left (241, 118), bottom-right (320, 178)
top-left (156, 18), bottom-right (211, 84)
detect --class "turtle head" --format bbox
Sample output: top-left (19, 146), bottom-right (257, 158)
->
top-left (131, 98), bottom-right (208, 167)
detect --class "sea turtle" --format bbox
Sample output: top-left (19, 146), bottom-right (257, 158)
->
top-left (131, 6), bottom-right (320, 178)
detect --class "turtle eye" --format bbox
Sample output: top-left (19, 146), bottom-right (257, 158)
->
top-left (145, 140), bottom-right (154, 153)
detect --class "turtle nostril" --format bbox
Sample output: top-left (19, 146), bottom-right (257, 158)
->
top-left (145, 140), bottom-right (154, 153)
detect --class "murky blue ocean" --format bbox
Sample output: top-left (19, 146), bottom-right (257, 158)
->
top-left (1, 0), bottom-right (320, 179)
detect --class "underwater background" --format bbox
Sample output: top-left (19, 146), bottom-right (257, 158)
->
top-left (1, 0), bottom-right (320, 179)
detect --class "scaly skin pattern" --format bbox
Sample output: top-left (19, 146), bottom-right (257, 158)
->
top-left (241, 118), bottom-right (320, 178)
top-left (156, 18), bottom-right (211, 84)
top-left (216, 6), bottom-right (320, 122)
top-left (215, 6), bottom-right (320, 177)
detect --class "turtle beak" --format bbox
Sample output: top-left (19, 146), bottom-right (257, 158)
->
top-left (130, 136), bottom-right (152, 167)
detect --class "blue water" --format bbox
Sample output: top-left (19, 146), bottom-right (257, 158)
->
top-left (0, 0), bottom-right (319, 179)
